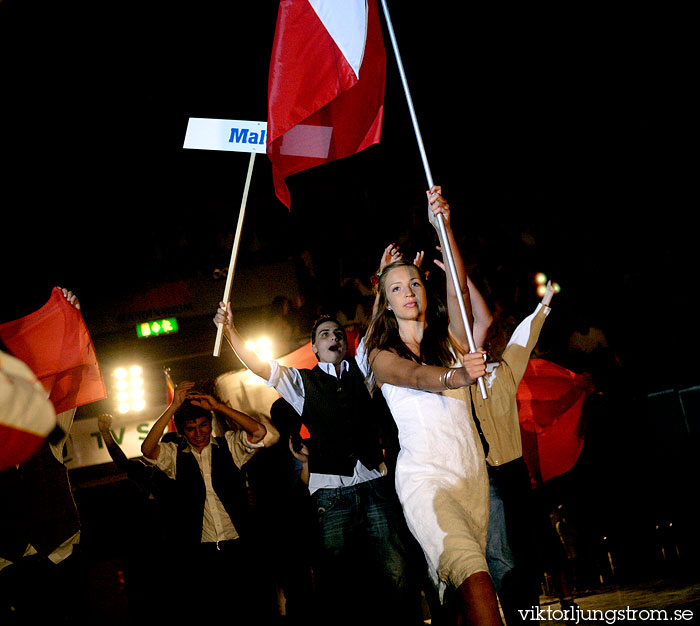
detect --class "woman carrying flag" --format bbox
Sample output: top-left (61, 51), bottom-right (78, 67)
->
top-left (364, 187), bottom-right (503, 625)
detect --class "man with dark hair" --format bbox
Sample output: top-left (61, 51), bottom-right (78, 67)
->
top-left (141, 381), bottom-right (279, 623)
top-left (214, 304), bottom-right (423, 626)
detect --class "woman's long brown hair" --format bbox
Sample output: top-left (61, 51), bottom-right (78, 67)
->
top-left (364, 260), bottom-right (454, 369)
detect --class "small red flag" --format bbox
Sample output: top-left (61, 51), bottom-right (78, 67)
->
top-left (267, 0), bottom-right (386, 208)
top-left (0, 287), bottom-right (106, 415)
top-left (517, 359), bottom-right (594, 487)
top-left (164, 367), bottom-right (177, 432)
top-left (164, 367), bottom-right (175, 406)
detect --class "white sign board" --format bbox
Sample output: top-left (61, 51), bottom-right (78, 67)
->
top-left (183, 118), bottom-right (268, 154)
top-left (64, 415), bottom-right (159, 470)
top-left (63, 368), bottom-right (279, 470)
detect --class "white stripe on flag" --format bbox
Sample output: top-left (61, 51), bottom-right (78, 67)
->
top-left (309, 0), bottom-right (368, 79)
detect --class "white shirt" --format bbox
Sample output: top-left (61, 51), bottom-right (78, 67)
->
top-left (151, 430), bottom-right (264, 542)
top-left (266, 351), bottom-right (385, 494)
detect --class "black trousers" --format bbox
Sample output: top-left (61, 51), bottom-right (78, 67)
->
top-left (488, 458), bottom-right (541, 625)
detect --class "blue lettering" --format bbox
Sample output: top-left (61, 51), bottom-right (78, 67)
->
top-left (248, 131), bottom-right (260, 144)
top-left (229, 127), bottom-right (249, 143)
top-left (260, 129), bottom-right (266, 145)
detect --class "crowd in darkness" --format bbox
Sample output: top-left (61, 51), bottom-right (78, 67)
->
top-left (2, 169), bottom-right (697, 624)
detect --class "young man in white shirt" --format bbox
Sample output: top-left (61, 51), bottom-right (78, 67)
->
top-left (214, 306), bottom-right (423, 626)
top-left (141, 381), bottom-right (279, 623)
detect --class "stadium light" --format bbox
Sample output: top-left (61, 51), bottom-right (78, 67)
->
top-left (112, 364), bottom-right (147, 414)
top-left (245, 337), bottom-right (274, 361)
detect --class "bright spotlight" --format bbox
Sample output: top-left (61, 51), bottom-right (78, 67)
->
top-left (256, 337), bottom-right (273, 361)
top-left (113, 364), bottom-right (147, 414)
top-left (245, 338), bottom-right (274, 361)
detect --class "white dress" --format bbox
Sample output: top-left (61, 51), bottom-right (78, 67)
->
top-left (380, 382), bottom-right (490, 595)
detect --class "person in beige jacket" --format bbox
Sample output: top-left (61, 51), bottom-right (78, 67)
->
top-left (470, 281), bottom-right (556, 625)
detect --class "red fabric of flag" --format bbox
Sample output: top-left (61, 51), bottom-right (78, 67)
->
top-left (516, 359), bottom-right (594, 487)
top-left (165, 369), bottom-right (175, 406)
top-left (267, 0), bottom-right (386, 208)
top-left (0, 287), bottom-right (106, 415)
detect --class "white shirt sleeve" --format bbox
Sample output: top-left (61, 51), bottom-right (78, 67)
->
top-left (266, 360), bottom-right (306, 415)
top-left (506, 303), bottom-right (550, 349)
top-left (354, 336), bottom-right (371, 378)
top-left (148, 441), bottom-right (178, 480)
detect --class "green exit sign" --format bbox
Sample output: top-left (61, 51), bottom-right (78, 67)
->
top-left (136, 318), bottom-right (179, 338)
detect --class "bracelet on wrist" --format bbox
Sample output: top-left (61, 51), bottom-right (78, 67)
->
top-left (445, 367), bottom-right (459, 389)
top-left (440, 367), bottom-right (461, 390)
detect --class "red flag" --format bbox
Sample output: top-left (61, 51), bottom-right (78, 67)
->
top-left (516, 359), bottom-right (594, 487)
top-left (164, 367), bottom-right (175, 406)
top-left (0, 287), bottom-right (106, 415)
top-left (267, 0), bottom-right (386, 208)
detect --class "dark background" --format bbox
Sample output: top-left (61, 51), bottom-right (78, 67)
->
top-left (2, 1), bottom-right (694, 385)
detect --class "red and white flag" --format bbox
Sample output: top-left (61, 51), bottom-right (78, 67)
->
top-left (0, 350), bottom-right (57, 471)
top-left (267, 0), bottom-right (386, 208)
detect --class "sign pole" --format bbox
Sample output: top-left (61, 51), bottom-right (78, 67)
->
top-left (379, 0), bottom-right (487, 398)
top-left (213, 151), bottom-right (256, 357)
top-left (182, 117), bottom-right (266, 357)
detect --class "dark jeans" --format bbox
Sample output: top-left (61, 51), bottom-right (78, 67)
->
top-left (486, 458), bottom-right (541, 625)
top-left (312, 476), bottom-right (423, 626)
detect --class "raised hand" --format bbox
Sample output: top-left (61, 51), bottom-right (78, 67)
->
top-left (427, 186), bottom-right (450, 228)
top-left (188, 393), bottom-right (220, 412)
top-left (379, 242), bottom-right (403, 272)
top-left (214, 301), bottom-right (233, 329)
top-left (172, 381), bottom-right (195, 408)
top-left (97, 413), bottom-right (113, 434)
top-left (57, 286), bottom-right (80, 310)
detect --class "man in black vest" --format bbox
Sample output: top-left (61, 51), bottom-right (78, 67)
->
top-left (214, 305), bottom-right (424, 626)
top-left (141, 381), bottom-right (279, 623)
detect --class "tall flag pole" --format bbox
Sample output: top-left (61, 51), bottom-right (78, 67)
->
top-left (378, 0), bottom-right (487, 398)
